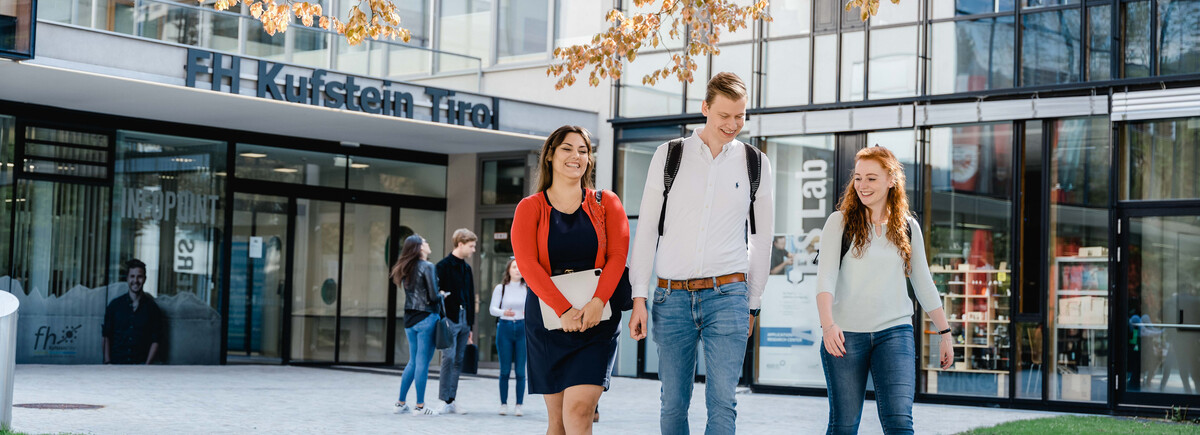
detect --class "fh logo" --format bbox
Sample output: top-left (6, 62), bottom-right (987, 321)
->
top-left (34, 325), bottom-right (82, 350)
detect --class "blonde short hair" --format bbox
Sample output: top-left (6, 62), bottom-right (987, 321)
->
top-left (704, 72), bottom-right (747, 105)
top-left (452, 228), bottom-right (477, 247)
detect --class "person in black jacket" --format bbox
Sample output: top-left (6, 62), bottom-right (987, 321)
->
top-left (436, 228), bottom-right (477, 414)
top-left (392, 235), bottom-right (442, 416)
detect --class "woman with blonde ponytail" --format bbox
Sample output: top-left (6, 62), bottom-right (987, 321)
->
top-left (814, 145), bottom-right (954, 434)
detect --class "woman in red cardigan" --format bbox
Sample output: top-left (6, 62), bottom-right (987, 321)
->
top-left (511, 125), bottom-right (629, 435)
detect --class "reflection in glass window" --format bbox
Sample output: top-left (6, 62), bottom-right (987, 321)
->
top-left (932, 0), bottom-right (1015, 18)
top-left (868, 26), bottom-right (918, 100)
top-left (1123, 1), bottom-right (1152, 78)
top-left (498, 0), bottom-right (548, 63)
top-left (755, 134), bottom-right (834, 388)
top-left (1046, 117), bottom-right (1109, 403)
top-left (440, 0), bottom-right (493, 66)
top-left (871, 0), bottom-right (919, 25)
top-left (841, 31), bottom-right (865, 102)
top-left (1023, 0), bottom-right (1077, 9)
top-left (813, 34), bottom-right (837, 104)
top-left (922, 122), bottom-right (1014, 398)
top-left (764, 38), bottom-right (811, 107)
top-left (1121, 117), bottom-right (1200, 200)
top-left (866, 130), bottom-right (918, 202)
top-left (768, 0), bottom-right (811, 37)
top-left (930, 17), bottom-right (1016, 94)
top-left (1157, 0), bottom-right (1200, 76)
top-left (620, 52), bottom-right (683, 117)
top-left (235, 144), bottom-right (347, 189)
top-left (1020, 9), bottom-right (1081, 87)
top-left (397, 0), bottom-right (429, 47)
top-left (347, 155), bottom-right (447, 197)
top-left (616, 141), bottom-right (661, 216)
top-left (555, 0), bottom-right (600, 48)
top-left (1088, 5), bottom-right (1112, 81)
top-left (481, 158), bottom-right (526, 204)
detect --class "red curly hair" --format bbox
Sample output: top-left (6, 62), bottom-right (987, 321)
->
top-left (836, 146), bottom-right (914, 275)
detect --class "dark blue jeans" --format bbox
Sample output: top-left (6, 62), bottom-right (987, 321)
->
top-left (496, 319), bottom-right (527, 405)
top-left (820, 324), bottom-right (916, 435)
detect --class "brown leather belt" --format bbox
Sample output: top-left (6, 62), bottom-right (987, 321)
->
top-left (658, 273), bottom-right (746, 291)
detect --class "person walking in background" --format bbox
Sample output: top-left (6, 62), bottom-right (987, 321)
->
top-left (437, 228), bottom-right (478, 415)
top-left (103, 259), bottom-right (162, 365)
top-left (490, 257), bottom-right (528, 417)
top-left (511, 125), bottom-right (629, 435)
top-left (815, 145), bottom-right (955, 434)
top-left (626, 72), bottom-right (774, 435)
top-left (392, 234), bottom-right (441, 416)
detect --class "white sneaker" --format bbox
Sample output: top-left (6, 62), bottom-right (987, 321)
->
top-left (411, 406), bottom-right (439, 416)
top-left (439, 402), bottom-right (460, 415)
top-left (514, 404), bottom-right (523, 417)
top-left (394, 402), bottom-right (410, 414)
top-left (499, 404), bottom-right (508, 415)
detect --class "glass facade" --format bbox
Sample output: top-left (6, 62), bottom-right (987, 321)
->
top-left (0, 0), bottom-right (34, 58)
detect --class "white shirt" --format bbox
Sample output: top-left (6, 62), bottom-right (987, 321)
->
top-left (629, 128), bottom-right (775, 309)
top-left (489, 282), bottom-right (527, 321)
top-left (815, 211), bottom-right (943, 332)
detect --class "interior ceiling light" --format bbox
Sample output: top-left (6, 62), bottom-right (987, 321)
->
top-left (240, 152), bottom-right (268, 158)
top-left (273, 168), bottom-right (299, 173)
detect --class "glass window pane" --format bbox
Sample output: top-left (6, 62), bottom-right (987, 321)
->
top-left (1121, 117), bottom-right (1200, 200)
top-left (1123, 1), bottom-right (1152, 78)
top-left (246, 21), bottom-right (287, 61)
top-left (1047, 117), bottom-right (1109, 403)
top-left (293, 27), bottom-right (331, 69)
top-left (768, 0), bottom-right (811, 37)
top-left (841, 31), bottom-right (865, 102)
top-left (933, 0), bottom-right (1015, 18)
top-left (686, 55), bottom-right (710, 114)
top-left (0, 116), bottom-right (11, 275)
top-left (1088, 5), bottom-right (1112, 81)
top-left (923, 122), bottom-right (1014, 398)
top-left (235, 144), bottom-right (347, 189)
top-left (440, 0), bottom-right (493, 66)
top-left (930, 17), bottom-right (1016, 94)
top-left (1158, 0), bottom-right (1200, 76)
top-left (866, 130), bottom-right (918, 201)
top-left (813, 34), bottom-right (837, 103)
top-left (398, 0), bottom-right (429, 47)
top-left (338, 203), bottom-right (390, 362)
top-left (481, 158), bottom-right (526, 204)
top-left (290, 198), bottom-right (340, 362)
top-left (620, 52), bottom-right (684, 117)
top-left (498, 0), bottom-right (548, 63)
top-left (764, 37), bottom-right (811, 107)
top-left (871, 0), bottom-right (919, 25)
top-left (347, 155), bottom-right (447, 197)
top-left (868, 26), bottom-right (918, 100)
top-left (1023, 0), bottom-right (1078, 9)
top-left (1021, 9), bottom-right (1081, 87)
top-left (710, 43), bottom-right (754, 106)
top-left (754, 134), bottom-right (834, 388)
top-left (1126, 215), bottom-right (1200, 398)
top-left (555, 0), bottom-right (600, 48)
top-left (1014, 321), bottom-right (1045, 399)
top-left (616, 140), bottom-right (661, 216)
top-left (723, 0), bottom-right (760, 42)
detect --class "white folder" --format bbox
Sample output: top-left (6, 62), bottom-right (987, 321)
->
top-left (540, 268), bottom-right (612, 330)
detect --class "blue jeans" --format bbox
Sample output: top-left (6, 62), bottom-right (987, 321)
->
top-left (439, 310), bottom-right (471, 402)
top-left (820, 324), bottom-right (916, 435)
top-left (652, 282), bottom-right (750, 435)
top-left (399, 312), bottom-right (440, 404)
top-left (496, 319), bottom-right (527, 405)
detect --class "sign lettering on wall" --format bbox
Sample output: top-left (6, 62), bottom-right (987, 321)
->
top-left (183, 48), bottom-right (499, 130)
top-left (119, 187), bottom-right (219, 225)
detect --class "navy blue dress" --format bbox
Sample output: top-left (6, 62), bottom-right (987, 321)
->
top-left (525, 192), bottom-right (622, 394)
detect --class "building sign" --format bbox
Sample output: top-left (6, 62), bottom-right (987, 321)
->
top-left (183, 48), bottom-right (499, 130)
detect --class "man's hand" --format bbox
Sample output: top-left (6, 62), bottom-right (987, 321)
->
top-left (628, 298), bottom-right (648, 340)
top-left (468, 331), bottom-right (474, 345)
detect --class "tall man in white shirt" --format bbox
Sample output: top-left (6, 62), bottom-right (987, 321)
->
top-left (627, 72), bottom-right (774, 435)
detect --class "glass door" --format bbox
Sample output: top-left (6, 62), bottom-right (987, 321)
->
top-left (228, 193), bottom-right (288, 361)
top-left (291, 198), bottom-right (341, 362)
top-left (337, 203), bottom-right (391, 363)
top-left (1120, 210), bottom-right (1200, 406)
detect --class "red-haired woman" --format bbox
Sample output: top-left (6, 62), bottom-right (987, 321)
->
top-left (511, 125), bottom-right (629, 435)
top-left (815, 146), bottom-right (954, 434)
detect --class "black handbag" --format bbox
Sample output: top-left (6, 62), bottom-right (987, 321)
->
top-left (434, 297), bottom-right (454, 350)
top-left (595, 190), bottom-right (634, 312)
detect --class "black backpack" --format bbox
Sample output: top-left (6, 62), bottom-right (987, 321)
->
top-left (657, 138), bottom-right (763, 236)
top-left (813, 215), bottom-right (916, 267)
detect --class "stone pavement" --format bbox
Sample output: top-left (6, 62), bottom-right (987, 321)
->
top-left (8, 364), bottom-right (1060, 434)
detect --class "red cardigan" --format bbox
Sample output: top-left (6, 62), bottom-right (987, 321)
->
top-left (510, 188), bottom-right (629, 316)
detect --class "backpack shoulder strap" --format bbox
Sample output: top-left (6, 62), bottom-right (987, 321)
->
top-left (744, 143), bottom-right (762, 235)
top-left (657, 138), bottom-right (686, 236)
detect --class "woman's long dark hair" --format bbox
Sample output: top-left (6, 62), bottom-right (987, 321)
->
top-left (499, 257), bottom-right (524, 300)
top-left (390, 235), bottom-right (426, 287)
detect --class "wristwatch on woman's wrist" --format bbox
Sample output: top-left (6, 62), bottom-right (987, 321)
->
top-left (938, 327), bottom-right (953, 336)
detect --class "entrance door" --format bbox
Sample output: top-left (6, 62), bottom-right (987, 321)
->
top-left (1119, 209), bottom-right (1200, 407)
top-left (228, 193), bottom-right (288, 361)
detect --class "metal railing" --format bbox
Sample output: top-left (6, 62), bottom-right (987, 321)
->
top-left (37, 0), bottom-right (482, 85)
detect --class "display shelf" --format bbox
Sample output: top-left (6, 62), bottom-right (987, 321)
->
top-left (1056, 290), bottom-right (1106, 296)
top-left (1050, 254), bottom-right (1110, 402)
top-left (922, 267), bottom-right (1012, 384)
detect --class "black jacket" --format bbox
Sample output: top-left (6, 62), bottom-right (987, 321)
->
top-left (436, 253), bottom-right (475, 329)
top-left (402, 261), bottom-right (440, 314)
